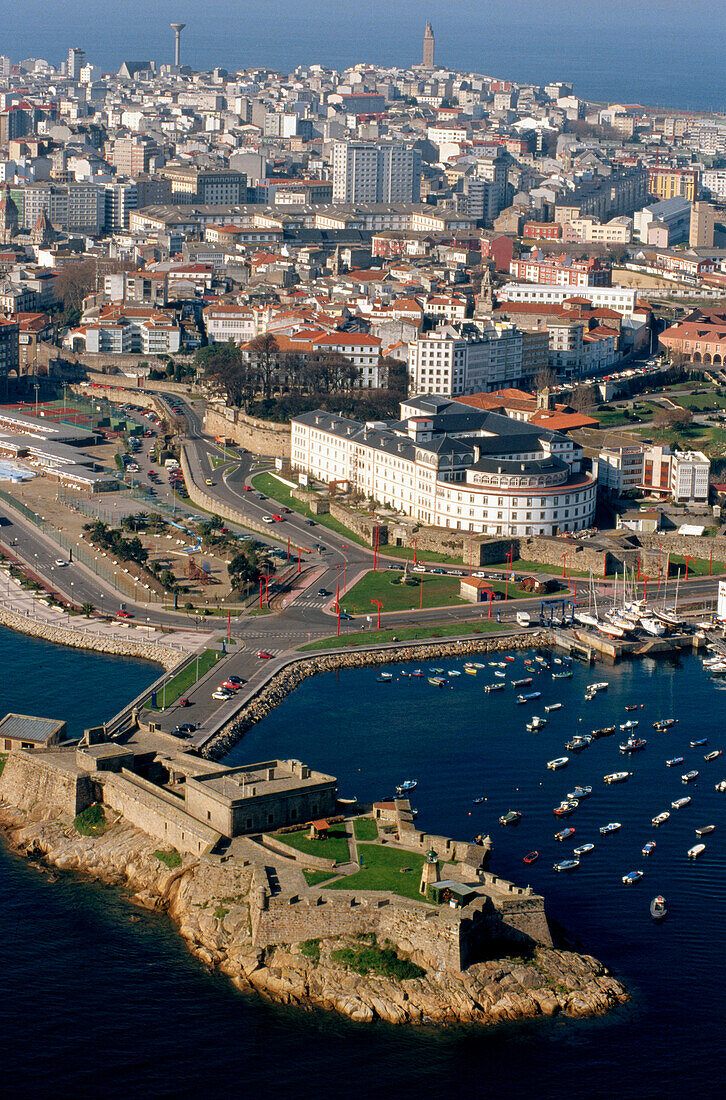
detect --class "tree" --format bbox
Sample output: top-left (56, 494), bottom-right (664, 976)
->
top-left (55, 260), bottom-right (98, 316)
top-left (197, 341), bottom-right (252, 409)
top-left (533, 366), bottom-right (558, 392)
top-left (570, 383), bottom-right (596, 413)
top-left (81, 602), bottom-right (95, 617)
top-left (246, 333), bottom-right (280, 400)
top-left (653, 406), bottom-right (692, 430)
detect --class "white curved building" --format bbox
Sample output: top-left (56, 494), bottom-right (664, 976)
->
top-left (291, 395), bottom-right (596, 537)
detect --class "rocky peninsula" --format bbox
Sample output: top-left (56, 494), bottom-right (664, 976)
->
top-left (0, 805), bottom-right (628, 1028)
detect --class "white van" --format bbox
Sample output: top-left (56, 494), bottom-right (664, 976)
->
top-left (516, 611), bottom-right (531, 627)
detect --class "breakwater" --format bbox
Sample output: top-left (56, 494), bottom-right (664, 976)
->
top-left (0, 602), bottom-right (181, 668)
top-left (203, 630), bottom-right (550, 759)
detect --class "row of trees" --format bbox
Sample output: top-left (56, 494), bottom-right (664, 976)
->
top-left (83, 520), bottom-right (149, 566)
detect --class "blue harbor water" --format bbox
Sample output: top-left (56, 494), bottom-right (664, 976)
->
top-left (8, 0), bottom-right (726, 110)
top-left (3, 628), bottom-right (726, 1096)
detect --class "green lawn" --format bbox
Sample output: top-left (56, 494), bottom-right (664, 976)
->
top-left (144, 648), bottom-right (220, 710)
top-left (343, 570), bottom-right (466, 613)
top-left (74, 804), bottom-right (107, 837)
top-left (154, 849), bottom-right (182, 869)
top-left (326, 843), bottom-right (426, 900)
top-left (353, 817), bottom-right (378, 841)
top-left (484, 558), bottom-right (615, 579)
top-left (667, 553), bottom-right (726, 577)
top-left (251, 472), bottom-right (369, 547)
top-left (671, 393), bottom-right (726, 411)
top-left (272, 826), bottom-right (351, 865)
top-left (302, 869), bottom-right (336, 886)
top-left (383, 545), bottom-right (463, 565)
top-left (299, 619), bottom-right (509, 651)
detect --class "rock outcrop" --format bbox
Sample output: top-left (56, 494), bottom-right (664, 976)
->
top-left (0, 809), bottom-right (628, 1029)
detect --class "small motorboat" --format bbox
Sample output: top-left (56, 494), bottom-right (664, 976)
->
top-left (604, 772), bottom-right (631, 784)
top-left (499, 810), bottom-right (522, 826)
top-left (620, 737), bottom-right (647, 753)
top-left (716, 780), bottom-right (726, 792)
top-left (553, 670), bottom-right (573, 679)
top-left (526, 717), bottom-right (547, 732)
top-left (690, 738), bottom-right (708, 748)
top-left (554, 859), bottom-right (580, 872)
top-left (547, 757), bottom-right (569, 770)
top-left (653, 718), bottom-right (676, 730)
top-left (573, 842), bottom-right (594, 856)
top-left (688, 843), bottom-right (706, 859)
top-left (447, 670), bottom-right (461, 678)
top-left (517, 692), bottom-right (541, 704)
top-left (428, 676), bottom-right (446, 687)
top-left (429, 667), bottom-right (444, 674)
top-left (592, 725), bottom-right (616, 739)
top-left (642, 841), bottom-right (656, 856)
top-left (625, 704), bottom-right (639, 712)
top-left (494, 670), bottom-right (506, 678)
top-left (600, 822), bottom-right (622, 835)
top-left (544, 702), bottom-right (563, 712)
top-left (650, 896), bottom-right (668, 921)
top-left (620, 720), bottom-right (639, 731)
top-left (411, 669), bottom-right (425, 677)
top-left (484, 683), bottom-right (505, 693)
top-left (465, 667), bottom-right (478, 676)
top-left (704, 750), bottom-right (722, 762)
top-left (652, 812), bottom-right (670, 827)
top-left (512, 678), bottom-right (533, 688)
top-left (681, 770), bottom-right (699, 783)
top-left (666, 757), bottom-right (685, 767)
top-left (696, 824), bottom-right (716, 836)
top-left (553, 800), bottom-right (579, 816)
top-left (472, 797), bottom-right (484, 805)
top-left (588, 682), bottom-right (609, 693)
top-left (523, 851), bottom-right (539, 864)
top-left (396, 780), bottom-right (418, 795)
top-left (555, 827), bottom-right (576, 842)
top-left (566, 735), bottom-right (592, 752)
top-left (504, 655), bottom-right (515, 663)
top-left (567, 785), bottom-right (592, 800)
top-left (622, 870), bottom-right (644, 885)
top-left (672, 796), bottom-right (692, 809)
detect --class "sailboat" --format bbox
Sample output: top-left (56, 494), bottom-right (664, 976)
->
top-left (575, 568), bottom-right (600, 629)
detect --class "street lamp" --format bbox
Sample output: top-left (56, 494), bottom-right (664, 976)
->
top-left (341, 544), bottom-right (349, 589)
top-left (371, 598), bottom-right (382, 630)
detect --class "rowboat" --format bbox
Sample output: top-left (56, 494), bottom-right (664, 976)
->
top-left (652, 812), bottom-right (670, 827)
top-left (554, 859), bottom-right (580, 872)
top-left (672, 796), bottom-right (691, 809)
top-left (688, 844), bottom-right (706, 859)
top-left (573, 843), bottom-right (594, 856)
top-left (547, 757), bottom-right (569, 770)
top-left (696, 824), bottom-right (716, 836)
top-left (604, 771), bottom-right (631, 784)
top-left (499, 810), bottom-right (521, 826)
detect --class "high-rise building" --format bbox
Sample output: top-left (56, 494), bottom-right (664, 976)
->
top-left (67, 47), bottom-right (86, 81)
top-left (332, 142), bottom-right (421, 204)
top-left (690, 201), bottom-right (717, 248)
top-left (423, 22), bottom-right (435, 69)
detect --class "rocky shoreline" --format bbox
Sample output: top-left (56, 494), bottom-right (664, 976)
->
top-left (204, 629), bottom-right (552, 758)
top-left (0, 805), bottom-right (628, 1029)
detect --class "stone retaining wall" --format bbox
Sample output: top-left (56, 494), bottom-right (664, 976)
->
top-left (203, 631), bottom-right (551, 760)
top-left (0, 752), bottom-right (92, 819)
top-left (102, 771), bottom-right (219, 857)
top-left (203, 406), bottom-right (290, 458)
top-left (639, 532), bottom-right (726, 564)
top-left (258, 832), bottom-right (338, 871)
top-left (0, 603), bottom-right (179, 667)
top-left (180, 444), bottom-right (281, 544)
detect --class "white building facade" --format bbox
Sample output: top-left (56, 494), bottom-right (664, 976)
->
top-left (408, 322), bottom-right (535, 396)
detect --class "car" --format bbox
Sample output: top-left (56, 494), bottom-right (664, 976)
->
top-left (262, 515), bottom-right (274, 523)
top-left (227, 676), bottom-right (245, 685)
top-left (205, 478), bottom-right (214, 486)
top-left (272, 514), bottom-right (285, 522)
top-left (339, 612), bottom-right (353, 620)
top-left (257, 650), bottom-right (274, 659)
top-left (317, 588), bottom-right (329, 597)
top-left (212, 690), bottom-right (233, 701)
top-left (243, 485), bottom-right (253, 492)
top-left (178, 697), bottom-right (191, 707)
top-left (178, 723), bottom-right (197, 733)
top-left (431, 567), bottom-right (445, 574)
top-left (256, 493), bottom-right (266, 500)
top-left (282, 507), bottom-right (292, 513)
top-left (117, 609), bottom-right (133, 619)
top-left (304, 519), bottom-right (316, 525)
top-left (472, 570), bottom-right (487, 578)
top-left (220, 680), bottom-right (240, 692)
top-left (412, 564), bottom-right (425, 573)
top-left (54, 558), bottom-right (68, 567)
top-left (448, 569), bottom-right (465, 576)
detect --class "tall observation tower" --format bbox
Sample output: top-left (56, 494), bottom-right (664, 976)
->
top-left (423, 22), bottom-right (435, 70)
top-left (171, 23), bottom-right (186, 68)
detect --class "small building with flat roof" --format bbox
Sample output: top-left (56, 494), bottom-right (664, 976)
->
top-left (0, 712), bottom-right (66, 751)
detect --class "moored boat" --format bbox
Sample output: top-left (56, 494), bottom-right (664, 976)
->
top-left (396, 780), bottom-right (418, 795)
top-left (517, 691), bottom-right (541, 703)
top-left (483, 683), bottom-right (505, 693)
top-left (650, 895), bottom-right (668, 921)
top-left (465, 667), bottom-right (478, 676)
top-left (696, 824), bottom-right (716, 836)
top-left (588, 682), bottom-right (609, 693)
top-left (681, 770), bottom-right (699, 783)
top-left (642, 841), bottom-right (656, 856)
top-left (555, 827), bottom-right (576, 841)
top-left (620, 737), bottom-right (647, 753)
top-left (552, 670), bottom-right (573, 679)
top-left (547, 756), bottom-right (569, 770)
top-left (499, 810), bottom-right (521, 826)
top-left (567, 785), bottom-right (593, 800)
top-left (573, 843), bottom-right (594, 856)
top-left (512, 678), bottom-right (533, 688)
top-left (554, 858), bottom-right (580, 872)
top-left (666, 757), bottom-right (684, 767)
top-left (688, 843), bottom-right (706, 859)
top-left (652, 812), bottom-right (670, 827)
top-left (716, 780), bottom-right (726, 792)
top-left (544, 702), bottom-right (563, 712)
top-left (672, 796), bottom-right (691, 809)
top-left (523, 851), bottom-right (539, 864)
top-left (690, 738), bottom-right (708, 748)
top-left (653, 718), bottom-right (676, 730)
top-left (705, 750), bottom-right (723, 761)
top-left (526, 716), bottom-right (547, 731)
top-left (566, 735), bottom-right (592, 752)
top-left (620, 720), bottom-right (639, 731)
top-left (622, 870), bottom-right (644, 885)
top-left (604, 771), bottom-right (631, 784)
top-left (554, 800), bottom-right (579, 816)
top-left (600, 822), bottom-right (622, 835)
top-left (428, 676), bottom-right (446, 686)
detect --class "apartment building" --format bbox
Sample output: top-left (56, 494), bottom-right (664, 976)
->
top-left (407, 320), bottom-right (545, 396)
top-left (203, 302), bottom-right (257, 344)
top-left (647, 167), bottom-right (698, 203)
top-left (332, 142), bottom-right (421, 204)
top-left (641, 445), bottom-right (710, 504)
top-left (509, 251), bottom-right (611, 288)
top-left (497, 282), bottom-right (639, 317)
top-left (290, 397), bottom-right (596, 536)
top-left (597, 445), bottom-right (646, 495)
top-left (158, 166), bottom-right (247, 205)
top-left (20, 182), bottom-right (104, 233)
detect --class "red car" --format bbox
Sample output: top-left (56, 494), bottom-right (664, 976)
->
top-left (272, 514), bottom-right (285, 522)
top-left (243, 485), bottom-right (253, 492)
top-left (257, 650), bottom-right (274, 659)
top-left (178, 697), bottom-right (190, 707)
top-left (220, 680), bottom-right (239, 692)
top-left (117, 609), bottom-right (133, 619)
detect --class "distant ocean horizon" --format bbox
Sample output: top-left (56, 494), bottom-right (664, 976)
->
top-left (7, 0), bottom-right (726, 113)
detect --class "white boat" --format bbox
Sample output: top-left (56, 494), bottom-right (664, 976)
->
top-left (688, 843), bottom-right (706, 859)
top-left (620, 720), bottom-right (639, 731)
top-left (483, 683), bottom-right (505, 693)
top-left (600, 822), bottom-right (622, 834)
top-left (640, 617), bottom-right (666, 637)
top-left (652, 812), bottom-right (670, 827)
top-left (604, 771), bottom-right (631, 784)
top-left (544, 702), bottom-right (563, 712)
top-left (494, 670), bottom-right (506, 678)
top-left (655, 608), bottom-right (683, 628)
top-left (599, 621), bottom-right (627, 638)
top-left (447, 670), bottom-right (461, 677)
top-left (573, 843), bottom-right (594, 856)
top-left (526, 716), bottom-right (547, 731)
top-left (705, 750), bottom-right (723, 761)
top-left (716, 780), bottom-right (726, 792)
top-left (575, 611), bottom-right (600, 629)
top-left (672, 796), bottom-right (691, 809)
top-left (379, 672), bottom-right (393, 680)
top-left (547, 756), bottom-right (569, 770)
top-left (588, 682), bottom-right (609, 693)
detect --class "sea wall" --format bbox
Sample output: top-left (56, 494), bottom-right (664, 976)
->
top-left (203, 406), bottom-right (290, 458)
top-left (203, 630), bottom-right (551, 759)
top-left (0, 602), bottom-right (180, 668)
top-left (638, 532), bottom-right (726, 564)
top-left (0, 752), bottom-right (93, 818)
